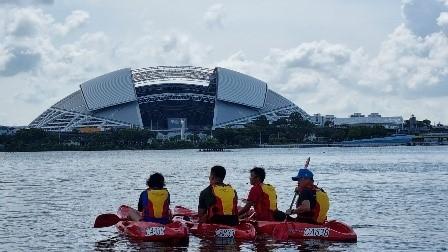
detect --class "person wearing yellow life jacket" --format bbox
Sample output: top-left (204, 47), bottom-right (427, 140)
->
top-left (128, 172), bottom-right (171, 224)
top-left (198, 165), bottom-right (239, 226)
top-left (238, 167), bottom-right (285, 221)
top-left (285, 168), bottom-right (330, 224)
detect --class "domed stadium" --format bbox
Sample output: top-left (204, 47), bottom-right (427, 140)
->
top-left (29, 66), bottom-right (309, 132)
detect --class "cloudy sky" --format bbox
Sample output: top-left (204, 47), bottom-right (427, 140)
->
top-left (0, 0), bottom-right (447, 126)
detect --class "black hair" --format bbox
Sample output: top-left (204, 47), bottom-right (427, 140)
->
top-left (250, 167), bottom-right (266, 182)
top-left (146, 172), bottom-right (165, 189)
top-left (210, 165), bottom-right (226, 182)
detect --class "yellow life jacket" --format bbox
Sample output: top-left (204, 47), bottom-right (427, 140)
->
top-left (146, 189), bottom-right (169, 218)
top-left (211, 184), bottom-right (237, 216)
top-left (261, 183), bottom-right (277, 211)
top-left (315, 187), bottom-right (330, 224)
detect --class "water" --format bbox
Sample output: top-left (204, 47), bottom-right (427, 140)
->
top-left (1, 146), bottom-right (447, 251)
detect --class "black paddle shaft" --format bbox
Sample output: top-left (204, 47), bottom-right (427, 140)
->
top-left (288, 191), bottom-right (298, 211)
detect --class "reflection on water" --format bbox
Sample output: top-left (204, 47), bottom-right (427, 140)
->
top-left (94, 235), bottom-right (189, 252)
top-left (1, 146), bottom-right (448, 251)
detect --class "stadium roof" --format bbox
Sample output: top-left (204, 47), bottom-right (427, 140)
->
top-left (29, 66), bottom-right (309, 132)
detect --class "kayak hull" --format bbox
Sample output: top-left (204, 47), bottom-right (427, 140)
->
top-left (173, 206), bottom-right (356, 242)
top-left (255, 220), bottom-right (357, 242)
top-left (190, 222), bottom-right (256, 241)
top-left (174, 206), bottom-right (256, 241)
top-left (115, 205), bottom-right (189, 242)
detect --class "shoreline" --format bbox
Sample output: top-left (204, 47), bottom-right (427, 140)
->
top-left (1, 142), bottom-right (447, 152)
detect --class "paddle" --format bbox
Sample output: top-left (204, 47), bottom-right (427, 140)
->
top-left (272, 194), bottom-right (296, 240)
top-left (272, 157), bottom-right (310, 241)
top-left (93, 213), bottom-right (124, 228)
top-left (173, 205), bottom-right (198, 217)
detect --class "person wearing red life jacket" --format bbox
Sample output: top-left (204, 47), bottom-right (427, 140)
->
top-left (238, 167), bottom-right (285, 221)
top-left (198, 165), bottom-right (239, 226)
top-left (129, 172), bottom-right (171, 224)
top-left (286, 167), bottom-right (330, 224)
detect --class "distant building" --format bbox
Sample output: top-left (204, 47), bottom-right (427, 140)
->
top-left (334, 113), bottom-right (403, 129)
top-left (310, 114), bottom-right (335, 127)
top-left (368, 113), bottom-right (381, 118)
top-left (350, 112), bottom-right (365, 118)
top-left (409, 114), bottom-right (417, 133)
top-left (311, 113), bottom-right (403, 129)
top-left (311, 114), bottom-right (324, 126)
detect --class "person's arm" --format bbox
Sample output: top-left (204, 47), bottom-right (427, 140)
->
top-left (137, 191), bottom-right (145, 212)
top-left (239, 186), bottom-right (257, 216)
top-left (296, 200), bottom-right (311, 214)
top-left (238, 201), bottom-right (254, 216)
top-left (198, 189), bottom-right (209, 223)
top-left (286, 189), bottom-right (312, 215)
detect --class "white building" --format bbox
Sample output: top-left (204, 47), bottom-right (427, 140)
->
top-left (311, 113), bottom-right (403, 129)
top-left (334, 113), bottom-right (403, 129)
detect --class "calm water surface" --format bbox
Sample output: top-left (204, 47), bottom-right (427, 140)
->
top-left (1, 147), bottom-right (447, 251)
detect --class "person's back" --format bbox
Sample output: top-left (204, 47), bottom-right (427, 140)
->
top-left (198, 166), bottom-right (239, 226)
top-left (239, 167), bottom-right (283, 221)
top-left (138, 173), bottom-right (171, 224)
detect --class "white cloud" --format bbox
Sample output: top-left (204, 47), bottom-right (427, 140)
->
top-left (362, 25), bottom-right (448, 97)
top-left (4, 7), bottom-right (53, 38)
top-left (217, 22), bottom-right (448, 122)
top-left (0, 45), bottom-right (12, 71)
top-left (115, 32), bottom-right (212, 68)
top-left (204, 3), bottom-right (225, 29)
top-left (438, 12), bottom-right (448, 31)
top-left (401, 0), bottom-right (447, 37)
top-left (54, 10), bottom-right (89, 36)
top-left (1, 1), bottom-right (448, 125)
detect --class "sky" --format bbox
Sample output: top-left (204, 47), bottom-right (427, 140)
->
top-left (0, 0), bottom-right (447, 126)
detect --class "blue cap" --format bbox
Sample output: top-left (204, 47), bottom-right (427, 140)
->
top-left (292, 169), bottom-right (314, 181)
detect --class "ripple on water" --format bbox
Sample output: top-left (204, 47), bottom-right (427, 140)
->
top-left (1, 147), bottom-right (448, 251)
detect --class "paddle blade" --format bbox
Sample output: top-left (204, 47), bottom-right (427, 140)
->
top-left (173, 206), bottom-right (197, 217)
top-left (272, 223), bottom-right (289, 241)
top-left (94, 214), bottom-right (121, 228)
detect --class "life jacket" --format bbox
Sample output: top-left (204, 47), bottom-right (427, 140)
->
top-left (312, 186), bottom-right (330, 224)
top-left (260, 183), bottom-right (278, 212)
top-left (298, 185), bottom-right (329, 224)
top-left (208, 184), bottom-right (238, 218)
top-left (142, 188), bottom-right (170, 221)
top-left (253, 183), bottom-right (278, 221)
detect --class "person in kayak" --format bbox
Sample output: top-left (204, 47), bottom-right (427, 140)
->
top-left (198, 165), bottom-right (239, 226)
top-left (238, 167), bottom-right (285, 221)
top-left (129, 172), bottom-right (171, 224)
top-left (285, 167), bottom-right (330, 224)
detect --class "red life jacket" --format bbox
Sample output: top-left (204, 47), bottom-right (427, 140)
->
top-left (208, 184), bottom-right (238, 218)
top-left (253, 183), bottom-right (278, 221)
top-left (143, 188), bottom-right (170, 221)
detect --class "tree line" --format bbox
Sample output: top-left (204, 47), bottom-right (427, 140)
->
top-left (0, 112), bottom-right (396, 151)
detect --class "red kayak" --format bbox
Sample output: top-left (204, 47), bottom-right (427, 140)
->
top-left (174, 206), bottom-right (256, 241)
top-left (115, 205), bottom-right (189, 242)
top-left (189, 222), bottom-right (256, 240)
top-left (255, 220), bottom-right (357, 242)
